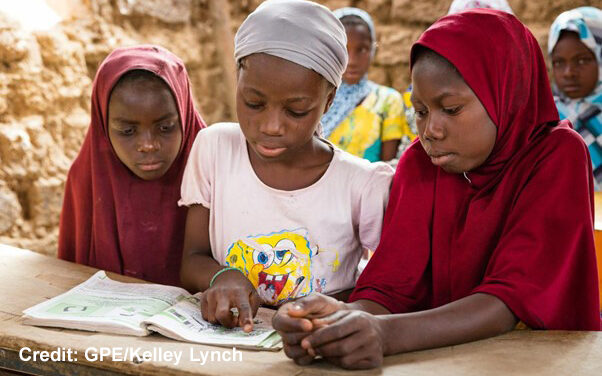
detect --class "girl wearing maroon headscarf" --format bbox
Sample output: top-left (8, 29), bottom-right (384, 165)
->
top-left (273, 10), bottom-right (600, 369)
top-left (58, 45), bottom-right (205, 286)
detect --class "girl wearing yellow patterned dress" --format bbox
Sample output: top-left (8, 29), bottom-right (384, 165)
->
top-left (321, 7), bottom-right (415, 162)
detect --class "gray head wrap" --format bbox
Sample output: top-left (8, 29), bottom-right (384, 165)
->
top-left (234, 0), bottom-right (348, 87)
top-left (333, 7), bottom-right (376, 57)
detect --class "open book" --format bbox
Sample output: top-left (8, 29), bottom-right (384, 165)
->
top-left (22, 271), bottom-right (282, 351)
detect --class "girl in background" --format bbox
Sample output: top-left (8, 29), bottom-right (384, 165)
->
top-left (321, 7), bottom-right (415, 162)
top-left (549, 7), bottom-right (602, 188)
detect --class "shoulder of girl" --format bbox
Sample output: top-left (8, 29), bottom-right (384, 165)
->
top-left (197, 122), bottom-right (241, 142)
top-left (376, 84), bottom-right (402, 100)
top-left (335, 152), bottom-right (394, 181)
top-left (370, 162), bottom-right (395, 183)
top-left (525, 124), bottom-right (590, 169)
top-left (202, 122), bottom-right (240, 134)
top-left (547, 123), bottom-right (587, 152)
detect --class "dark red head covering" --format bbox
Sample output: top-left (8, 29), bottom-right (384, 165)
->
top-left (412, 9), bottom-right (560, 188)
top-left (58, 45), bottom-right (205, 286)
top-left (350, 10), bottom-right (600, 330)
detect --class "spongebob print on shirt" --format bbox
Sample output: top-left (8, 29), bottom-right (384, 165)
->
top-left (225, 228), bottom-right (320, 306)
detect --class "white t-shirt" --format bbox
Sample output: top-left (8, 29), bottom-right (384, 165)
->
top-left (179, 122), bottom-right (393, 305)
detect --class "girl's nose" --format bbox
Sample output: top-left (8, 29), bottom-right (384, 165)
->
top-left (562, 63), bottom-right (577, 78)
top-left (137, 133), bottom-right (160, 152)
top-left (259, 111), bottom-right (284, 136)
top-left (422, 115), bottom-right (445, 141)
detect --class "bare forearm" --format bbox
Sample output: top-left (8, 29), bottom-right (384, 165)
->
top-left (328, 289), bottom-right (354, 302)
top-left (380, 140), bottom-right (401, 161)
top-left (376, 293), bottom-right (517, 355)
top-left (180, 254), bottom-right (222, 292)
top-left (345, 299), bottom-right (391, 315)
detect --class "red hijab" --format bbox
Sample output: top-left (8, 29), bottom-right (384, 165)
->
top-left (58, 45), bottom-right (205, 286)
top-left (350, 10), bottom-right (600, 330)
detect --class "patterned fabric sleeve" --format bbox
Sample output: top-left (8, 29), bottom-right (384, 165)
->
top-left (381, 88), bottom-right (406, 142)
top-left (401, 86), bottom-right (418, 145)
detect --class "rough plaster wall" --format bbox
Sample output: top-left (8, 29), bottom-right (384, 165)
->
top-left (0, 0), bottom-right (599, 255)
top-left (0, 0), bottom-right (222, 253)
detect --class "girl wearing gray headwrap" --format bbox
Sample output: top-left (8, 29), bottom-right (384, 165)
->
top-left (321, 7), bottom-right (416, 162)
top-left (234, 0), bottom-right (348, 87)
top-left (179, 0), bottom-right (394, 333)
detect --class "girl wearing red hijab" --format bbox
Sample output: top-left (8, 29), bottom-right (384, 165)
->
top-left (273, 10), bottom-right (600, 369)
top-left (58, 45), bottom-right (205, 286)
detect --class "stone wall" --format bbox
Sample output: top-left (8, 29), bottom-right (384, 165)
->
top-left (0, 0), bottom-right (597, 254)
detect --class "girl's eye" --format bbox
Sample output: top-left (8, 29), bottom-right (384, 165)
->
top-left (577, 57), bottom-right (592, 65)
top-left (552, 60), bottom-right (564, 68)
top-left (159, 123), bottom-right (176, 132)
top-left (245, 101), bottom-right (263, 110)
top-left (120, 127), bottom-right (135, 136)
top-left (443, 106), bottom-right (461, 115)
top-left (287, 109), bottom-right (309, 118)
top-left (414, 109), bottom-right (428, 118)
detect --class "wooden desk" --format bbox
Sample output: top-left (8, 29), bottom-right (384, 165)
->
top-left (1, 244), bottom-right (602, 376)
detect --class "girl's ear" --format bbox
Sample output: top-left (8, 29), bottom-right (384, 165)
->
top-left (236, 58), bottom-right (245, 80)
top-left (323, 85), bottom-right (337, 114)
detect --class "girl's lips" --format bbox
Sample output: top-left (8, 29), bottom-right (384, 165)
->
top-left (138, 161), bottom-right (164, 171)
top-left (429, 153), bottom-right (454, 166)
top-left (256, 143), bottom-right (286, 157)
top-left (562, 85), bottom-right (581, 92)
top-left (344, 71), bottom-right (363, 79)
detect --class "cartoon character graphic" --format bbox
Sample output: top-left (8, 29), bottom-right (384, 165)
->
top-left (225, 229), bottom-right (318, 305)
top-left (315, 278), bottom-right (327, 293)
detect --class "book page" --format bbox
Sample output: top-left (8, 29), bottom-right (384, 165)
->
top-left (144, 294), bottom-right (282, 350)
top-left (22, 271), bottom-right (190, 336)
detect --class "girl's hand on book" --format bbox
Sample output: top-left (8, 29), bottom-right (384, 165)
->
top-left (200, 269), bottom-right (260, 332)
top-left (272, 293), bottom-right (345, 365)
